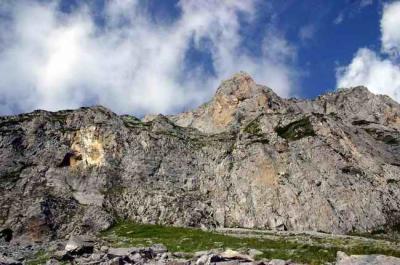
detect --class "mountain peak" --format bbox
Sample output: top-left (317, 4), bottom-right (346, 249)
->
top-left (215, 72), bottom-right (257, 100)
top-left (170, 72), bottom-right (285, 133)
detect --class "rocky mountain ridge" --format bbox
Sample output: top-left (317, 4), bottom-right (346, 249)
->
top-left (1, 72), bottom-right (400, 244)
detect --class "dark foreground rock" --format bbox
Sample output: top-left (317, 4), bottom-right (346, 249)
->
top-left (48, 244), bottom-right (304, 265)
top-left (1, 72), bottom-right (400, 244)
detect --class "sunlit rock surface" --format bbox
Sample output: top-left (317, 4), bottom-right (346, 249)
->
top-left (1, 72), bottom-right (400, 242)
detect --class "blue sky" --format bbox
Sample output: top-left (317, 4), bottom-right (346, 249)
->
top-left (277, 0), bottom-right (382, 98)
top-left (0, 0), bottom-right (399, 115)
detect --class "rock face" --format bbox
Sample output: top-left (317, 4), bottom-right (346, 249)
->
top-left (1, 72), bottom-right (400, 241)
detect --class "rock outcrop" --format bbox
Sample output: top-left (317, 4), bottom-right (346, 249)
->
top-left (336, 251), bottom-right (400, 265)
top-left (1, 72), bottom-right (400, 242)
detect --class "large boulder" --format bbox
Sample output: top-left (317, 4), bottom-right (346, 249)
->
top-left (64, 235), bottom-right (94, 255)
top-left (336, 251), bottom-right (400, 265)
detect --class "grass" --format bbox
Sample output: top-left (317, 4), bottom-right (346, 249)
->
top-left (26, 250), bottom-right (50, 265)
top-left (0, 168), bottom-right (23, 189)
top-left (101, 222), bottom-right (400, 265)
top-left (101, 222), bottom-right (339, 264)
top-left (243, 119), bottom-right (262, 135)
top-left (275, 117), bottom-right (315, 141)
top-left (381, 135), bottom-right (399, 145)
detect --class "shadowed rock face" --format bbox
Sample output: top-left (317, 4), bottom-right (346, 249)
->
top-left (1, 72), bottom-right (400, 242)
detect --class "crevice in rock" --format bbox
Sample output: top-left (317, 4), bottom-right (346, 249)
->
top-left (0, 228), bottom-right (13, 242)
top-left (341, 166), bottom-right (364, 176)
top-left (58, 151), bottom-right (82, 167)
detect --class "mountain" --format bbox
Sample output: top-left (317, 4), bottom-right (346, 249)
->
top-left (1, 72), bottom-right (400, 243)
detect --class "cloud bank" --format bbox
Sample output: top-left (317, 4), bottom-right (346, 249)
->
top-left (336, 1), bottom-right (400, 102)
top-left (0, 0), bottom-right (298, 115)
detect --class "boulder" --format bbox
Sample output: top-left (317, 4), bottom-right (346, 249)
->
top-left (248, 249), bottom-right (263, 258)
top-left (45, 259), bottom-right (61, 265)
top-left (196, 254), bottom-right (210, 265)
top-left (336, 251), bottom-right (400, 265)
top-left (128, 253), bottom-right (143, 263)
top-left (107, 247), bottom-right (139, 258)
top-left (0, 254), bottom-right (21, 265)
top-left (219, 249), bottom-right (253, 262)
top-left (150, 243), bottom-right (168, 254)
top-left (268, 259), bottom-right (288, 265)
top-left (106, 257), bottom-right (123, 265)
top-left (64, 235), bottom-right (94, 255)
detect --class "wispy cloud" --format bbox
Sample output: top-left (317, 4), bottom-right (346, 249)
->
top-left (0, 0), bottom-right (299, 115)
top-left (360, 0), bottom-right (374, 8)
top-left (333, 13), bottom-right (345, 25)
top-left (298, 24), bottom-right (316, 42)
top-left (336, 1), bottom-right (400, 102)
top-left (333, 0), bottom-right (374, 25)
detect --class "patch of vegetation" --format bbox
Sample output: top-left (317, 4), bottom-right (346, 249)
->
top-left (51, 113), bottom-right (68, 124)
top-left (121, 115), bottom-right (142, 124)
top-left (0, 168), bottom-right (23, 189)
top-left (364, 128), bottom-right (399, 145)
top-left (101, 186), bottom-right (126, 196)
top-left (243, 119), bottom-right (262, 135)
top-left (0, 115), bottom-right (32, 127)
top-left (26, 250), bottom-right (50, 265)
top-left (101, 222), bottom-right (400, 265)
top-left (275, 117), bottom-right (315, 141)
top-left (387, 179), bottom-right (399, 184)
top-left (328, 112), bottom-right (340, 120)
top-left (187, 131), bottom-right (235, 149)
top-left (121, 115), bottom-right (151, 130)
top-left (381, 135), bottom-right (399, 145)
top-left (101, 222), bottom-right (336, 264)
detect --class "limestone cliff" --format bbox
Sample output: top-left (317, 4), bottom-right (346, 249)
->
top-left (1, 72), bottom-right (400, 242)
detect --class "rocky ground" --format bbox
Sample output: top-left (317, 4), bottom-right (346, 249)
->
top-left (0, 236), bottom-right (305, 265)
top-left (2, 234), bottom-right (400, 265)
top-left (2, 223), bottom-right (400, 264)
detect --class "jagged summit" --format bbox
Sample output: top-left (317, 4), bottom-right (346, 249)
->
top-left (6, 72), bottom-right (399, 135)
top-left (215, 72), bottom-right (261, 97)
top-left (169, 72), bottom-right (400, 133)
top-left (169, 72), bottom-right (286, 133)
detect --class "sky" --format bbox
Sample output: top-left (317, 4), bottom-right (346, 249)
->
top-left (0, 0), bottom-right (399, 116)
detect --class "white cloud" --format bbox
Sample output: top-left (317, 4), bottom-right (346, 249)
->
top-left (336, 1), bottom-right (400, 103)
top-left (0, 0), bottom-right (298, 115)
top-left (381, 1), bottom-right (400, 57)
top-left (336, 48), bottom-right (400, 101)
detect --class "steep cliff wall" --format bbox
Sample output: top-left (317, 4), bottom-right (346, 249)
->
top-left (1, 73), bottom-right (400, 242)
